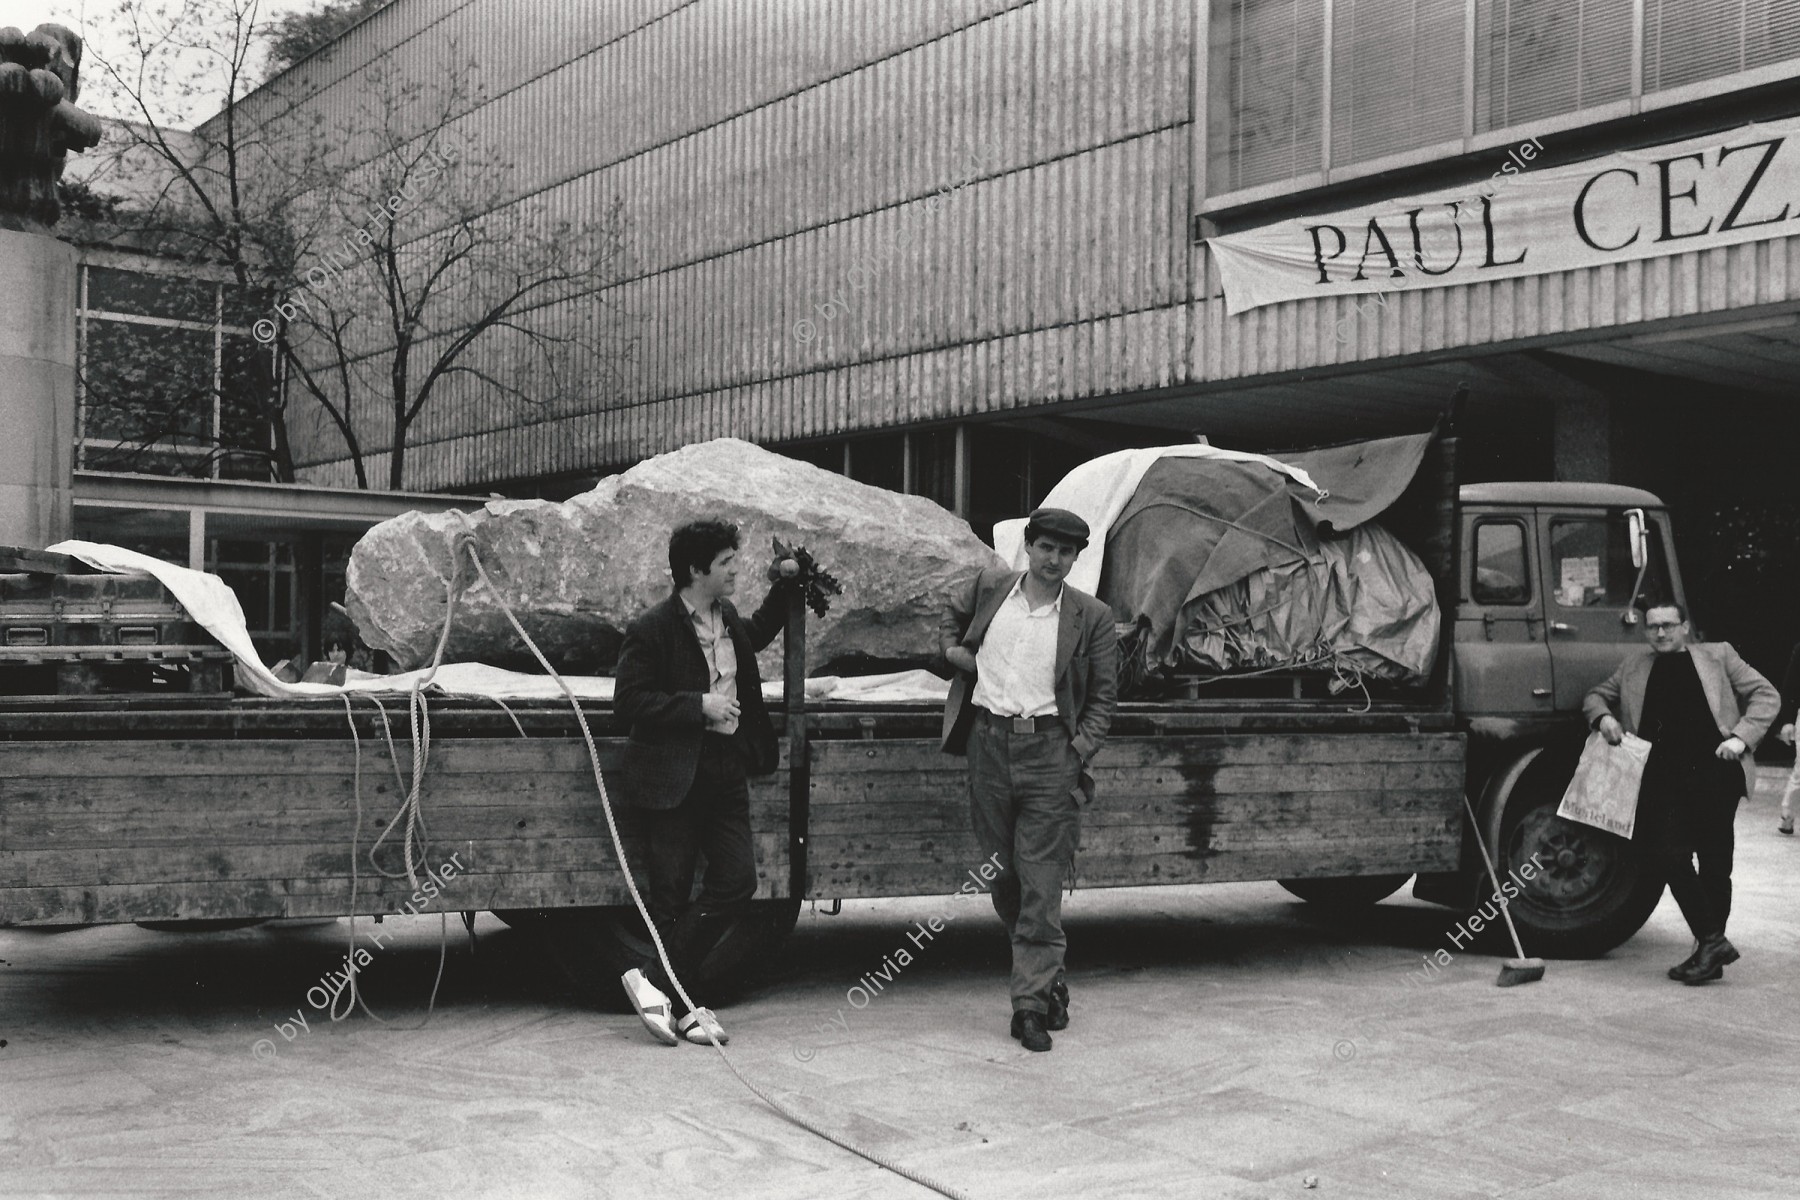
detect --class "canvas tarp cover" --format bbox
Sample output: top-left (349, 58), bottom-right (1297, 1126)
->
top-left (1098, 431), bottom-right (1440, 684)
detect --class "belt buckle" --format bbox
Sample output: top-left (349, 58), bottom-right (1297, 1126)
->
top-left (1011, 715), bottom-right (1034, 734)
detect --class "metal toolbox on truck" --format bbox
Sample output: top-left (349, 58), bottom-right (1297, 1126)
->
top-left (0, 571), bottom-right (210, 649)
top-left (0, 548), bottom-right (233, 696)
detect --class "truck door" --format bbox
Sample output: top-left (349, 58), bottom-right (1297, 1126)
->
top-left (1537, 507), bottom-right (1677, 710)
top-left (1455, 508), bottom-right (1555, 715)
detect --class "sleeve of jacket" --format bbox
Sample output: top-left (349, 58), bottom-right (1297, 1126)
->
top-left (938, 570), bottom-right (983, 660)
top-left (1582, 662), bottom-right (1626, 730)
top-left (614, 613), bottom-right (705, 729)
top-left (738, 583), bottom-right (787, 653)
top-left (1072, 600), bottom-right (1119, 763)
top-left (1722, 644), bottom-right (1780, 748)
top-left (1776, 642), bottom-right (1800, 730)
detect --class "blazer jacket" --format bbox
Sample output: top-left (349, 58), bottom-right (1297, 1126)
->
top-left (938, 568), bottom-right (1119, 802)
top-left (1581, 641), bottom-right (1779, 799)
top-left (614, 586), bottom-right (784, 809)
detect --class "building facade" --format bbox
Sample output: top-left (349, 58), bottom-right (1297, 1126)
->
top-left (221, 0), bottom-right (1800, 665)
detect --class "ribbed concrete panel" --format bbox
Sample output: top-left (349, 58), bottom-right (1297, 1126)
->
top-left (276, 1), bottom-right (1209, 484)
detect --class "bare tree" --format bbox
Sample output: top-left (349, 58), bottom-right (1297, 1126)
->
top-left (68, 0), bottom-right (634, 489)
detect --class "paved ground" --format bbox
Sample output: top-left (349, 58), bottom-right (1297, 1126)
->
top-left (3, 771), bottom-right (1797, 1200)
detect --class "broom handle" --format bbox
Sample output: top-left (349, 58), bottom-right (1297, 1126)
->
top-left (1462, 792), bottom-right (1530, 961)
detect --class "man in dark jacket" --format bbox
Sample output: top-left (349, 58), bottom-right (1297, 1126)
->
top-left (1584, 602), bottom-right (1777, 984)
top-left (940, 508), bottom-right (1118, 1052)
top-left (615, 518), bottom-right (784, 1046)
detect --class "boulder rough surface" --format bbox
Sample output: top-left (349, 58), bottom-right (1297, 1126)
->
top-left (345, 438), bottom-right (1003, 677)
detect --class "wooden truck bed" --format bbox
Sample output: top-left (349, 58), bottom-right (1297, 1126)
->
top-left (0, 698), bottom-right (1463, 926)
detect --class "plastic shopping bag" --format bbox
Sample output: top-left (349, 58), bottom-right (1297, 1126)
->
top-left (1557, 730), bottom-right (1651, 838)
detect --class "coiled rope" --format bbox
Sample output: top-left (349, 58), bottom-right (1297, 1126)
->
top-left (331, 518), bottom-right (972, 1200)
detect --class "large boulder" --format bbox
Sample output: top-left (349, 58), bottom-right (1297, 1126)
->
top-left (344, 438), bottom-right (1004, 677)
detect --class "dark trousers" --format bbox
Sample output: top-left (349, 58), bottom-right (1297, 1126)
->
top-left (1655, 795), bottom-right (1739, 940)
top-left (965, 709), bottom-right (1083, 1015)
top-left (636, 733), bottom-right (757, 1016)
top-left (1640, 752), bottom-right (1741, 941)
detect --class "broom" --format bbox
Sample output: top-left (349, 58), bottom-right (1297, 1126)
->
top-left (1461, 793), bottom-right (1547, 987)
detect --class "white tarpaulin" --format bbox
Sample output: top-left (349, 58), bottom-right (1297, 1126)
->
top-left (1209, 115), bottom-right (1800, 315)
top-left (46, 541), bottom-right (951, 706)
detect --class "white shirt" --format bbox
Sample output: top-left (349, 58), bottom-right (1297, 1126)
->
top-left (971, 577), bottom-right (1061, 719)
top-left (682, 595), bottom-right (739, 735)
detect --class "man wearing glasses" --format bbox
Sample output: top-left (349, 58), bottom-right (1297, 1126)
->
top-left (1584, 602), bottom-right (1777, 984)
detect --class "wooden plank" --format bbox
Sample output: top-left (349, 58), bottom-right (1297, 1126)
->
top-left (811, 788), bottom-right (1459, 834)
top-left (810, 733), bottom-right (1462, 772)
top-left (1, 790), bottom-right (792, 849)
top-left (13, 832), bottom-right (791, 889)
top-left (810, 837), bottom-right (1461, 897)
top-left (1, 866), bottom-right (794, 926)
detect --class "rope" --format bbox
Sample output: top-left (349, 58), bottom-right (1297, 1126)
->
top-left (447, 517), bottom-right (973, 1200)
top-left (326, 556), bottom-right (468, 1031)
top-left (333, 693), bottom-right (451, 1029)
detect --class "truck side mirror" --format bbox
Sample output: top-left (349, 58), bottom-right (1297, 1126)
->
top-left (1625, 509), bottom-right (1646, 570)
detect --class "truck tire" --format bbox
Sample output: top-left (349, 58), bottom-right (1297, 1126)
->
top-left (1278, 874), bottom-right (1411, 907)
top-left (496, 898), bottom-right (801, 1008)
top-left (1489, 752), bottom-right (1664, 959)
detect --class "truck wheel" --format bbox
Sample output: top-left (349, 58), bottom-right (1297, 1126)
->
top-left (1279, 874), bottom-right (1411, 907)
top-left (1490, 761), bottom-right (1663, 959)
top-left (496, 898), bottom-right (801, 1008)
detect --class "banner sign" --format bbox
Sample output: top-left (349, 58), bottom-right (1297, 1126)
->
top-left (1208, 116), bottom-right (1800, 316)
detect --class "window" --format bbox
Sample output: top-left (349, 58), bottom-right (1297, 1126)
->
top-left (77, 265), bottom-right (277, 480)
top-left (1550, 516), bottom-right (1672, 609)
top-left (1645, 0), bottom-right (1800, 92)
top-left (1474, 0), bottom-right (1635, 132)
top-left (1208, 0), bottom-right (1800, 199)
top-left (1331, 0), bottom-right (1465, 166)
top-left (1471, 520), bottom-right (1530, 604)
top-left (1208, 0), bottom-right (1326, 192)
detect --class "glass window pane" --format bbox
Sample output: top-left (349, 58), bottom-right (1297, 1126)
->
top-left (1550, 517), bottom-right (1672, 609)
top-left (219, 336), bottom-right (275, 479)
top-left (80, 320), bottom-right (215, 470)
top-left (1330, 0), bottom-right (1465, 167)
top-left (1472, 521), bottom-right (1529, 604)
top-left (1474, 0), bottom-right (1634, 132)
top-left (1208, 0), bottom-right (1326, 192)
top-left (848, 434), bottom-right (904, 493)
top-left (221, 283), bottom-right (273, 330)
top-left (86, 267), bottom-right (215, 322)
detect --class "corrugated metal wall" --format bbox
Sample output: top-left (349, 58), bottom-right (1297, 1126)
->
top-left (255, 0), bottom-right (1196, 489)
top-left (250, 0), bottom-right (1800, 491)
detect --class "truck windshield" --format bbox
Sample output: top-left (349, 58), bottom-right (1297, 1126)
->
top-left (1549, 516), bottom-right (1672, 611)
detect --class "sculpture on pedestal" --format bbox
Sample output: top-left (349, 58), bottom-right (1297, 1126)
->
top-left (0, 23), bottom-right (103, 233)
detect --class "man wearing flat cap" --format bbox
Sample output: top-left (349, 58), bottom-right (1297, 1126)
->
top-left (939, 507), bottom-right (1118, 1052)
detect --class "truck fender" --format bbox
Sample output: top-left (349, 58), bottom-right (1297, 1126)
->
top-left (1414, 745), bottom-right (1546, 910)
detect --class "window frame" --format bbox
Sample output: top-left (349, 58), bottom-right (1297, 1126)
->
top-left (1202, 0), bottom-right (1800, 213)
top-left (75, 260), bottom-right (277, 480)
top-left (1470, 516), bottom-right (1534, 607)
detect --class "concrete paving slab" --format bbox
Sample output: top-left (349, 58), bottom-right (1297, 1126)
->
top-left (3, 772), bottom-right (1798, 1198)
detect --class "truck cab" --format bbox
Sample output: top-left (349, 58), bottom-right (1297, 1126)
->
top-left (1426, 482), bottom-right (1683, 955)
top-left (1455, 483), bottom-right (1680, 725)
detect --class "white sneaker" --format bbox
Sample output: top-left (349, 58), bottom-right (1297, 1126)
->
top-left (620, 968), bottom-right (679, 1046)
top-left (678, 1006), bottom-right (729, 1046)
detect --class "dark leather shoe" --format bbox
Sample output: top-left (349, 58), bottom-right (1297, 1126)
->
top-left (1047, 978), bottom-right (1070, 1032)
top-left (1667, 942), bottom-right (1702, 980)
top-left (1676, 933), bottom-right (1739, 984)
top-left (1010, 1010), bottom-right (1052, 1052)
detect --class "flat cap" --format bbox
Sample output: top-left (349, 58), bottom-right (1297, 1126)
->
top-left (1026, 506), bottom-right (1090, 548)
